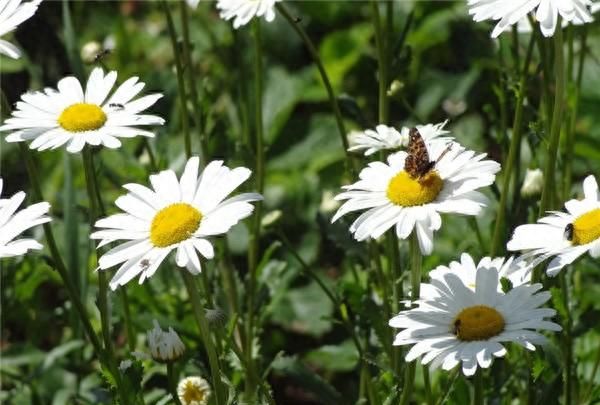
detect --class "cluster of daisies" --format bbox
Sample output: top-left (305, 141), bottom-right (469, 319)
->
top-left (336, 121), bottom-right (598, 375)
top-left (0, 0), bottom-right (598, 398)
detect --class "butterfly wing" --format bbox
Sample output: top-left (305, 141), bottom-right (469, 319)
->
top-left (404, 128), bottom-right (431, 178)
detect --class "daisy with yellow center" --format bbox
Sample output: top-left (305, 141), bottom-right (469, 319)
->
top-left (0, 177), bottom-right (51, 258)
top-left (332, 138), bottom-right (500, 255)
top-left (0, 67), bottom-right (164, 153)
top-left (507, 174), bottom-right (600, 276)
top-left (177, 376), bottom-right (211, 405)
top-left (90, 157), bottom-right (263, 290)
top-left (389, 260), bottom-right (560, 376)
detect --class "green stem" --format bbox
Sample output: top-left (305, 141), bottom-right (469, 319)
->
top-left (276, 3), bottom-right (355, 174)
top-left (121, 289), bottom-right (136, 351)
top-left (180, 1), bottom-right (209, 162)
top-left (81, 149), bottom-right (113, 355)
top-left (18, 144), bottom-right (103, 358)
top-left (474, 369), bottom-right (484, 405)
top-left (400, 233), bottom-right (422, 405)
top-left (166, 362), bottom-right (183, 405)
top-left (423, 364), bottom-right (434, 405)
top-left (563, 27), bottom-right (587, 198)
top-left (436, 369), bottom-right (459, 405)
top-left (245, 19), bottom-right (266, 401)
top-left (371, 1), bottom-right (388, 124)
top-left (163, 0), bottom-right (192, 158)
top-left (560, 272), bottom-right (573, 404)
top-left (181, 270), bottom-right (225, 405)
top-left (490, 33), bottom-right (536, 257)
top-left (539, 18), bottom-right (566, 217)
top-left (583, 343), bottom-right (600, 403)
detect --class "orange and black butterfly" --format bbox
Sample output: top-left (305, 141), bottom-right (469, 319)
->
top-left (404, 128), bottom-right (452, 179)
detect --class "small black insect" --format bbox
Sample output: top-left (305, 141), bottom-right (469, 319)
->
top-left (94, 49), bottom-right (111, 63)
top-left (140, 259), bottom-right (150, 269)
top-left (452, 319), bottom-right (461, 337)
top-left (108, 103), bottom-right (125, 110)
top-left (564, 223), bottom-right (574, 241)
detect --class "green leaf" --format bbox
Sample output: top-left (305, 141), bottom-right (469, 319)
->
top-left (271, 355), bottom-right (342, 405)
top-left (304, 340), bottom-right (359, 372)
top-left (319, 23), bottom-right (372, 91)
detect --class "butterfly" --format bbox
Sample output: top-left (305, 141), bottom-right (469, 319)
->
top-left (404, 128), bottom-right (452, 179)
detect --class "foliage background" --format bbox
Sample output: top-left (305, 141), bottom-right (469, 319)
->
top-left (1, 1), bottom-right (600, 404)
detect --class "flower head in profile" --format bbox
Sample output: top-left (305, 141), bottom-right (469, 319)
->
top-left (468, 0), bottom-right (594, 38)
top-left (0, 67), bottom-right (164, 153)
top-left (0, 0), bottom-right (42, 59)
top-left (0, 178), bottom-right (51, 258)
top-left (508, 174), bottom-right (600, 276)
top-left (146, 320), bottom-right (185, 362)
top-left (389, 262), bottom-right (560, 376)
top-left (177, 376), bottom-right (211, 405)
top-left (332, 136), bottom-right (500, 255)
top-left (425, 253), bottom-right (531, 297)
top-left (186, 0), bottom-right (200, 9)
top-left (91, 157), bottom-right (263, 290)
top-left (216, 0), bottom-right (280, 29)
top-left (348, 121), bottom-right (452, 156)
top-left (521, 168), bottom-right (544, 198)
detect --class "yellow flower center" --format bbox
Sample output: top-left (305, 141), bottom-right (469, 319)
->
top-left (150, 203), bottom-right (202, 248)
top-left (58, 103), bottom-right (107, 132)
top-left (182, 381), bottom-right (206, 403)
top-left (386, 170), bottom-right (443, 207)
top-left (571, 208), bottom-right (600, 245)
top-left (453, 305), bottom-right (505, 341)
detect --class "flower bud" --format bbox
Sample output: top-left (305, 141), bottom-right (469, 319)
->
top-left (146, 320), bottom-right (185, 362)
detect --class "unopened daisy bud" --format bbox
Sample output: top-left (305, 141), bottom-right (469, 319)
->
top-left (205, 308), bottom-right (227, 326)
top-left (521, 168), bottom-right (543, 198)
top-left (387, 80), bottom-right (404, 97)
top-left (80, 41), bottom-right (102, 64)
top-left (119, 359), bottom-right (133, 372)
top-left (261, 210), bottom-right (282, 228)
top-left (146, 320), bottom-right (185, 362)
top-left (320, 190), bottom-right (341, 214)
top-left (177, 376), bottom-right (211, 405)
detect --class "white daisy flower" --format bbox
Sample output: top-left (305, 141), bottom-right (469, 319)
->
top-left (348, 121), bottom-right (452, 157)
top-left (146, 320), bottom-right (185, 362)
top-left (0, 177), bottom-right (51, 258)
top-left (332, 141), bottom-right (500, 255)
top-left (389, 264), bottom-right (561, 376)
top-left (216, 0), bottom-right (280, 29)
top-left (507, 174), bottom-right (600, 277)
top-left (0, 67), bottom-right (164, 153)
top-left (90, 157), bottom-right (263, 290)
top-left (521, 168), bottom-right (544, 198)
top-left (0, 0), bottom-right (42, 59)
top-left (426, 253), bottom-right (531, 296)
top-left (468, 0), bottom-right (594, 38)
top-left (177, 376), bottom-right (211, 405)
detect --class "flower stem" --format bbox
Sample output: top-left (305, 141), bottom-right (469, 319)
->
top-left (180, 1), bottom-right (209, 162)
top-left (167, 362), bottom-right (183, 405)
top-left (400, 233), bottom-right (422, 405)
top-left (181, 270), bottom-right (225, 405)
top-left (82, 148), bottom-right (113, 356)
top-left (244, 19), bottom-right (266, 401)
top-left (539, 19), bottom-right (565, 217)
top-left (490, 32), bottom-right (536, 257)
top-left (162, 0), bottom-right (192, 159)
top-left (560, 271), bottom-right (573, 404)
top-left (474, 369), bottom-right (484, 405)
top-left (563, 27), bottom-right (587, 198)
top-left (423, 364), bottom-right (434, 405)
top-left (18, 144), bottom-right (104, 358)
top-left (276, 3), bottom-right (356, 174)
